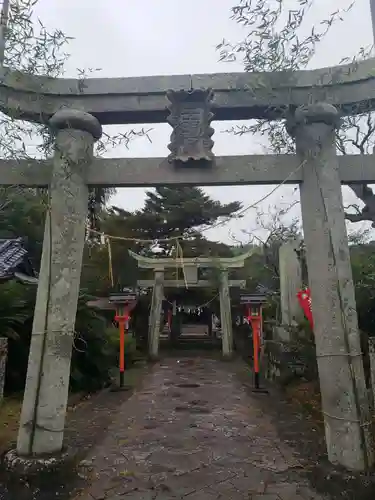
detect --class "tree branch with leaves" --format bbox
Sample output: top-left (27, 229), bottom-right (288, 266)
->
top-left (220, 0), bottom-right (375, 228)
top-left (336, 94), bottom-right (375, 226)
top-left (0, 1), bottom-right (150, 234)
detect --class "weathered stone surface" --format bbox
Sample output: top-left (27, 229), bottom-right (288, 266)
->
top-left (148, 270), bottom-right (164, 360)
top-left (137, 279), bottom-right (246, 288)
top-left (167, 88), bottom-right (214, 162)
top-left (3, 446), bottom-right (74, 479)
top-left (291, 102), bottom-right (374, 470)
top-left (73, 358), bottom-right (324, 500)
top-left (219, 269), bottom-right (233, 358)
top-left (2, 154), bottom-right (375, 187)
top-left (130, 248), bottom-right (257, 270)
top-left (368, 337), bottom-right (375, 409)
top-left (16, 111), bottom-right (101, 456)
top-left (182, 265), bottom-right (198, 284)
top-left (49, 108), bottom-right (102, 139)
top-left (279, 240), bottom-right (304, 328)
top-left (1, 57), bottom-right (375, 123)
top-left (0, 337), bottom-right (7, 402)
top-left (265, 338), bottom-right (316, 385)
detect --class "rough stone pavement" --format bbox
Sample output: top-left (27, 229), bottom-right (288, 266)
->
top-left (75, 358), bottom-right (326, 499)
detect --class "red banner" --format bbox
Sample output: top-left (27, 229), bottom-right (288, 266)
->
top-left (297, 288), bottom-right (314, 330)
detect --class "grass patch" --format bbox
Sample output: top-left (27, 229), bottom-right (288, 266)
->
top-left (285, 381), bottom-right (323, 426)
top-left (0, 362), bottom-right (149, 457)
top-left (0, 392), bottom-right (90, 455)
top-left (286, 380), bottom-right (375, 427)
top-left (0, 397), bottom-right (22, 453)
top-left (122, 365), bottom-right (146, 387)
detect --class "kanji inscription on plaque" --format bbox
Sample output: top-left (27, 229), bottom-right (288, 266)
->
top-left (167, 88), bottom-right (214, 163)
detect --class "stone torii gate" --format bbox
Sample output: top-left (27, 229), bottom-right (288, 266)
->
top-left (1, 56), bottom-right (375, 470)
top-left (129, 249), bottom-right (255, 359)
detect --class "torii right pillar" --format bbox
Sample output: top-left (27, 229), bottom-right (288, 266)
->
top-left (287, 103), bottom-right (373, 471)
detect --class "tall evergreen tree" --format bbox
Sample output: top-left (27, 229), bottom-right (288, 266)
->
top-left (132, 187), bottom-right (242, 255)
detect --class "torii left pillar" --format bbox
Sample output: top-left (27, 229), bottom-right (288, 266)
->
top-left (17, 110), bottom-right (102, 456)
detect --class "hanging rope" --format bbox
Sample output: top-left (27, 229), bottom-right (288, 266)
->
top-left (101, 232), bottom-right (189, 291)
top-left (106, 236), bottom-right (114, 288)
top-left (176, 239), bottom-right (188, 289)
top-left (86, 160), bottom-right (307, 246)
top-left (165, 293), bottom-right (219, 309)
top-left (88, 227), bottom-right (182, 244)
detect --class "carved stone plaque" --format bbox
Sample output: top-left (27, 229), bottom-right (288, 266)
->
top-left (183, 265), bottom-right (198, 285)
top-left (167, 88), bottom-right (214, 163)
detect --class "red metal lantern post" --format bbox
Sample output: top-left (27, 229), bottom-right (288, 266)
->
top-left (109, 290), bottom-right (137, 388)
top-left (240, 294), bottom-right (268, 393)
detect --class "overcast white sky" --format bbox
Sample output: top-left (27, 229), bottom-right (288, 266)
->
top-left (33, 0), bottom-right (374, 244)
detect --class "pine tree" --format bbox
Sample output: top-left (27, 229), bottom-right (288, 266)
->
top-left (133, 187), bottom-right (242, 255)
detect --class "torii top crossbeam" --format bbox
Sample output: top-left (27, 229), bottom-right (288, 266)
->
top-left (128, 248), bottom-right (259, 270)
top-left (0, 57), bottom-right (374, 125)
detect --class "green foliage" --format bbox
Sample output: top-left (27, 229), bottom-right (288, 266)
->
top-left (219, 0), bottom-right (351, 72)
top-left (0, 282), bottom-right (35, 340)
top-left (0, 188), bottom-right (46, 267)
top-left (0, 0), bottom-right (70, 162)
top-left (80, 244), bottom-right (115, 296)
top-left (351, 243), bottom-right (375, 334)
top-left (1, 287), bottom-right (123, 394)
top-left (220, 1), bottom-right (375, 228)
top-left (104, 327), bottom-right (138, 368)
top-left (98, 206), bottom-right (143, 289)
top-left (217, 0), bottom-right (352, 151)
top-left (81, 187), bottom-right (242, 296)
top-left (70, 305), bottom-right (116, 393)
top-left (1, 282), bottom-right (35, 393)
top-left (0, 1), bottom-right (141, 235)
top-left (0, 190), bottom-right (123, 392)
top-left (170, 315), bottom-right (182, 342)
top-left (63, 294), bottom-right (141, 392)
top-left (131, 187), bottom-right (242, 256)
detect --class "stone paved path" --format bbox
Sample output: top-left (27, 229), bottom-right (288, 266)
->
top-left (75, 358), bottom-right (325, 499)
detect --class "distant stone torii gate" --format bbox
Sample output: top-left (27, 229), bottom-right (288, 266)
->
top-left (128, 249), bottom-right (255, 359)
top-left (1, 56), bottom-right (374, 470)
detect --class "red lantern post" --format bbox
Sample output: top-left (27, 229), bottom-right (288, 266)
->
top-left (109, 291), bottom-right (137, 388)
top-left (240, 294), bottom-right (268, 393)
top-left (115, 303), bottom-right (129, 385)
